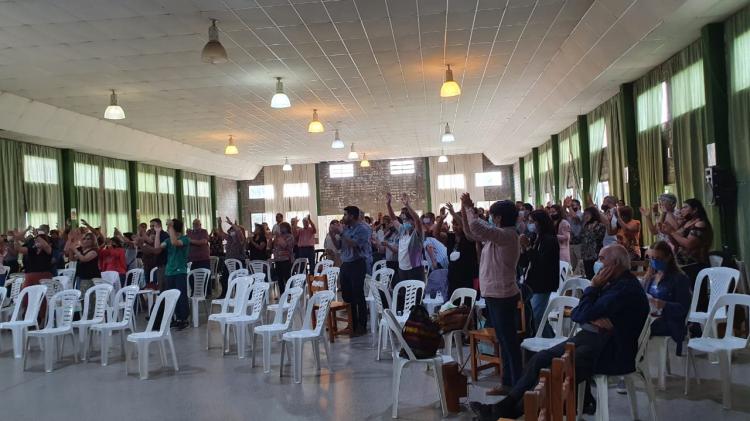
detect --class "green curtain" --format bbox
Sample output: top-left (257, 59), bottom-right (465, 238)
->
top-left (587, 116), bottom-right (606, 201)
top-left (557, 123), bottom-right (581, 200)
top-left (136, 163), bottom-right (177, 225)
top-left (538, 142), bottom-right (554, 203)
top-left (0, 139), bottom-right (25, 229)
top-left (21, 143), bottom-right (64, 229)
top-left (727, 7), bottom-right (750, 267)
top-left (182, 171), bottom-right (213, 230)
top-left (596, 94), bottom-right (628, 204)
top-left (73, 152), bottom-right (131, 235)
top-left (635, 69), bottom-right (667, 245)
top-left (523, 152), bottom-right (535, 203)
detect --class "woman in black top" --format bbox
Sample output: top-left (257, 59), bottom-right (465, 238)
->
top-left (247, 224), bottom-right (268, 261)
top-left (519, 210), bottom-right (560, 337)
top-left (436, 204), bottom-right (478, 297)
top-left (69, 232), bottom-right (101, 294)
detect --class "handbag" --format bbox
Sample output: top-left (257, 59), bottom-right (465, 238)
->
top-left (400, 304), bottom-right (443, 359)
top-left (436, 305), bottom-right (470, 333)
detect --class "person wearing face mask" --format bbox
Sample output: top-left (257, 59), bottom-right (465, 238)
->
top-left (641, 193), bottom-right (681, 244)
top-left (386, 192), bottom-right (425, 284)
top-left (519, 210), bottom-right (560, 338)
top-left (272, 222), bottom-right (295, 294)
top-left (580, 207), bottom-right (606, 279)
top-left (139, 218), bottom-right (170, 292)
top-left (549, 204), bottom-right (571, 263)
top-left (434, 202), bottom-right (478, 297)
top-left (380, 217), bottom-right (401, 284)
top-left (589, 195), bottom-right (620, 247)
top-left (324, 220), bottom-right (342, 266)
top-left (13, 227), bottom-right (54, 323)
top-left (461, 193), bottom-right (523, 393)
top-left (642, 241), bottom-right (691, 355)
top-left (212, 217), bottom-right (246, 298)
top-left (614, 206), bottom-right (641, 260)
top-left (563, 197), bottom-right (584, 270)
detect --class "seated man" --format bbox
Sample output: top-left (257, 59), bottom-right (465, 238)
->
top-left (470, 244), bottom-right (649, 420)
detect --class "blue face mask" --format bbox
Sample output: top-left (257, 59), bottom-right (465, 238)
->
top-left (402, 223), bottom-right (413, 232)
top-left (487, 217), bottom-right (495, 227)
top-left (650, 258), bottom-right (667, 272)
top-left (527, 223), bottom-right (536, 233)
top-left (593, 261), bottom-right (604, 275)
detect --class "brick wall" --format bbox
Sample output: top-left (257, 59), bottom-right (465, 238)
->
top-left (317, 158), bottom-right (429, 217)
top-left (482, 155), bottom-right (514, 202)
top-left (238, 168), bottom-right (266, 224)
top-left (214, 176), bottom-right (238, 225)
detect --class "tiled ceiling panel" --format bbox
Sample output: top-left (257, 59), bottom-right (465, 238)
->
top-left (0, 0), bottom-right (746, 170)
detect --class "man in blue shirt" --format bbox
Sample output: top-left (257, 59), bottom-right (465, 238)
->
top-left (336, 205), bottom-right (372, 336)
top-left (470, 244), bottom-right (649, 420)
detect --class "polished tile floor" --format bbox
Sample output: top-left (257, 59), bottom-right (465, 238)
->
top-left (1, 313), bottom-right (749, 421)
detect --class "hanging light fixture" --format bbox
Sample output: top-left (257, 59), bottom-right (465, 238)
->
top-left (331, 129), bottom-right (344, 149)
top-left (282, 157), bottom-right (292, 171)
top-left (360, 153), bottom-right (370, 168)
top-left (224, 135), bottom-right (238, 155)
top-left (308, 109), bottom-right (324, 133)
top-left (347, 143), bottom-right (359, 160)
top-left (201, 19), bottom-right (228, 64)
top-left (441, 123), bottom-right (455, 143)
top-left (103, 89), bottom-right (125, 120)
top-left (438, 149), bottom-right (448, 163)
top-left (440, 64), bottom-right (461, 97)
top-left (270, 77), bottom-right (291, 108)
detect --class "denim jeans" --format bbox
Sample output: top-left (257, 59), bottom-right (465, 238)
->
top-left (485, 294), bottom-right (523, 387)
top-left (530, 292), bottom-right (554, 338)
top-left (165, 273), bottom-right (189, 322)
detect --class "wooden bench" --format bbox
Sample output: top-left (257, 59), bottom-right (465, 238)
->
top-left (468, 298), bottom-right (527, 381)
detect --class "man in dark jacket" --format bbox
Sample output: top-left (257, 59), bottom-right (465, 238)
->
top-left (470, 243), bottom-right (649, 420)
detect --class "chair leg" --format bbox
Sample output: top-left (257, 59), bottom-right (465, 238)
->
top-left (323, 336), bottom-right (332, 371)
top-left (22, 335), bottom-right (29, 370)
top-left (263, 332), bottom-right (273, 374)
top-left (313, 339), bottom-right (321, 371)
top-left (237, 324), bottom-right (247, 359)
top-left (432, 360), bottom-right (448, 417)
top-left (719, 351), bottom-right (732, 409)
top-left (101, 331), bottom-right (110, 366)
top-left (577, 381), bottom-right (586, 420)
top-left (69, 333), bottom-right (79, 364)
top-left (12, 327), bottom-right (24, 359)
top-left (125, 340), bottom-right (132, 375)
top-left (137, 341), bottom-right (149, 380)
top-left (392, 359), bottom-right (405, 418)
top-left (623, 374), bottom-right (639, 420)
top-left (168, 336), bottom-right (179, 372)
top-left (280, 340), bottom-right (287, 378)
top-left (376, 324), bottom-right (383, 361)
top-left (639, 366), bottom-right (659, 421)
top-left (684, 348), bottom-right (691, 395)
top-left (192, 299), bottom-right (199, 328)
top-left (294, 339), bottom-right (303, 383)
top-left (594, 375), bottom-right (609, 421)
top-left (79, 328), bottom-right (88, 361)
top-left (159, 340), bottom-right (167, 367)
top-left (251, 333), bottom-right (258, 368)
top-left (43, 336), bottom-right (55, 373)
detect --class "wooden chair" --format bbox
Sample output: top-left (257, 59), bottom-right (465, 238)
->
top-left (524, 368), bottom-right (552, 421)
top-left (469, 298), bottom-right (527, 381)
top-left (551, 343), bottom-right (576, 421)
top-left (307, 274), bottom-right (352, 342)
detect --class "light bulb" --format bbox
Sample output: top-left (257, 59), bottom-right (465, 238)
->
top-left (308, 109), bottom-right (324, 133)
top-left (104, 90), bottom-right (125, 120)
top-left (201, 19), bottom-right (228, 64)
top-left (282, 157), bottom-right (292, 171)
top-left (441, 123), bottom-right (455, 143)
top-left (438, 153), bottom-right (448, 163)
top-left (347, 144), bottom-right (359, 160)
top-left (270, 77), bottom-right (291, 108)
top-left (224, 135), bottom-right (238, 155)
top-left (331, 129), bottom-right (344, 149)
top-left (440, 64), bottom-right (461, 97)
top-left (360, 154), bottom-right (370, 168)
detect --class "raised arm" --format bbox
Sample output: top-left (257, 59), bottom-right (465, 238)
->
top-left (461, 192), bottom-right (515, 245)
top-left (400, 193), bottom-right (421, 233)
top-left (385, 192), bottom-right (398, 222)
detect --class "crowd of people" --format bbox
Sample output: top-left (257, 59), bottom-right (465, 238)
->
top-left (0, 188), bottom-right (719, 419)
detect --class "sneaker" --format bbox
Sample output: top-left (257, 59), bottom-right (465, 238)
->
top-left (176, 320), bottom-right (190, 331)
top-left (616, 378), bottom-right (627, 394)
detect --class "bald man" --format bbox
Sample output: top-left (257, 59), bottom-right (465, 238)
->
top-left (470, 244), bottom-right (649, 420)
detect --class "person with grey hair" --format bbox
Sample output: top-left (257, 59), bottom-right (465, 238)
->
top-left (641, 193), bottom-right (681, 243)
top-left (470, 243), bottom-right (649, 420)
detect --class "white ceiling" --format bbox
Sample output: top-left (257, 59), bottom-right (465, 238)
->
top-left (0, 0), bottom-right (746, 172)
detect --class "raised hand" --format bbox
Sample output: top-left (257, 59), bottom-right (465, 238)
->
top-left (460, 192), bottom-right (473, 210)
top-left (400, 193), bottom-right (410, 206)
top-left (385, 192), bottom-right (392, 205)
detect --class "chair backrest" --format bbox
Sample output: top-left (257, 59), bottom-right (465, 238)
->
top-left (314, 259), bottom-right (334, 275)
top-left (392, 280), bottom-right (425, 313)
top-left (557, 277), bottom-right (591, 297)
top-left (382, 308), bottom-right (419, 361)
top-left (559, 261), bottom-right (572, 287)
top-left (41, 278), bottom-right (63, 302)
top-left (372, 259), bottom-right (387, 274)
top-left (57, 268), bottom-right (76, 281)
top-left (245, 283), bottom-right (269, 318)
top-left (550, 343), bottom-right (576, 421)
top-left (274, 287), bottom-right (304, 327)
top-left (248, 272), bottom-right (265, 286)
top-left (634, 315), bottom-right (653, 365)
top-left (100, 271), bottom-right (121, 288)
top-left (65, 261), bottom-right (77, 269)
top-left (323, 267), bottom-right (340, 295)
top-left (524, 369), bottom-right (551, 421)
top-left (228, 268), bottom-right (250, 285)
top-left (703, 293), bottom-right (750, 344)
top-left (11, 284), bottom-right (47, 323)
top-left (709, 255), bottom-right (724, 267)
top-left (302, 290), bottom-right (335, 335)
top-left (285, 274), bottom-right (307, 293)
top-left (369, 277), bottom-right (392, 314)
top-left (0, 286), bottom-right (6, 308)
top-left (112, 285), bottom-right (139, 325)
top-left (448, 287), bottom-right (477, 309)
top-left (373, 267), bottom-right (394, 288)
top-left (149, 266), bottom-right (158, 285)
top-left (209, 256), bottom-right (219, 277)
top-left (48, 290), bottom-right (81, 329)
top-left (224, 258), bottom-right (243, 273)
top-left (247, 260), bottom-right (270, 277)
top-left (689, 267), bottom-right (740, 316)
top-left (144, 289), bottom-right (181, 335)
top-left (82, 283), bottom-right (113, 322)
top-left (187, 268), bottom-right (211, 299)
top-left (125, 268), bottom-right (144, 288)
top-left (220, 277), bottom-right (241, 313)
top-left (8, 275), bottom-right (24, 302)
top-left (536, 296), bottom-right (580, 339)
top-left (291, 258), bottom-right (309, 276)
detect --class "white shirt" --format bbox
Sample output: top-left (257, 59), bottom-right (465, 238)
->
top-left (398, 233), bottom-right (413, 270)
top-left (602, 214), bottom-right (618, 246)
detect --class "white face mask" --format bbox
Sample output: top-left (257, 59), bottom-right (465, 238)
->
top-left (593, 261), bottom-right (604, 276)
top-left (422, 217), bottom-right (431, 224)
top-left (527, 223), bottom-right (536, 233)
top-left (449, 251), bottom-right (461, 262)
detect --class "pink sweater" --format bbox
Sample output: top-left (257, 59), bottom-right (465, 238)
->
top-left (466, 209), bottom-right (520, 299)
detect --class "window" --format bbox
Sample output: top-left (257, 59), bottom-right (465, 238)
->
top-left (390, 159), bottom-right (415, 175)
top-left (74, 163), bottom-right (99, 188)
top-left (733, 30), bottom-right (750, 92)
top-left (251, 213), bottom-right (275, 227)
top-left (329, 163), bottom-right (354, 178)
top-left (196, 181), bottom-right (210, 198)
top-left (636, 82), bottom-right (669, 132)
top-left (671, 61), bottom-right (706, 117)
top-left (476, 201), bottom-right (493, 210)
top-left (138, 172), bottom-right (157, 193)
top-left (285, 210), bottom-right (310, 223)
top-left (24, 156), bottom-right (58, 184)
top-left (158, 175), bottom-right (175, 194)
top-left (283, 182), bottom-right (309, 198)
top-left (104, 167), bottom-right (127, 191)
top-left (594, 181), bottom-right (610, 206)
top-left (475, 171), bottom-right (502, 187)
top-left (183, 179), bottom-right (196, 197)
top-left (248, 184), bottom-right (274, 200)
top-left (437, 174), bottom-right (465, 190)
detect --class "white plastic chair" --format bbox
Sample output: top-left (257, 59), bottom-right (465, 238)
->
top-left (578, 316), bottom-right (658, 421)
top-left (313, 259), bottom-right (334, 275)
top-left (323, 266), bottom-right (340, 296)
top-left (442, 287), bottom-right (477, 363)
top-left (41, 278), bottom-right (64, 309)
top-left (124, 268), bottom-right (143, 288)
top-left (226, 283), bottom-right (269, 359)
top-left (370, 275), bottom-right (395, 360)
top-left (209, 256), bottom-right (220, 290)
top-left (211, 269), bottom-right (249, 314)
top-left (709, 255), bottom-right (724, 267)
top-left (280, 290), bottom-right (335, 384)
top-left (548, 277), bottom-right (590, 325)
top-left (89, 285), bottom-right (139, 366)
top-left (224, 258), bottom-right (243, 274)
top-left (248, 260), bottom-right (275, 300)
top-left (291, 258), bottom-right (309, 276)
top-left (72, 283), bottom-right (113, 361)
top-left (207, 276), bottom-right (255, 353)
top-left (24, 289), bottom-right (80, 372)
top-left (126, 289), bottom-right (181, 380)
top-left (65, 261), bottom-right (77, 270)
top-left (57, 268), bottom-right (77, 287)
top-left (687, 267), bottom-right (739, 330)
top-left (367, 268), bottom-right (394, 342)
top-left (0, 287), bottom-right (6, 316)
top-left (0, 284), bottom-right (47, 358)
top-left (136, 267), bottom-right (158, 317)
top-left (252, 287), bottom-right (304, 373)
top-left (685, 293), bottom-right (750, 409)
top-left (391, 280), bottom-right (425, 324)
top-left (266, 274), bottom-right (307, 324)
top-left (0, 276), bottom-right (24, 322)
top-left (372, 259), bottom-right (388, 275)
top-left (521, 296), bottom-right (579, 353)
top-left (187, 268), bottom-right (211, 327)
top-left (100, 270), bottom-right (122, 291)
top-left (382, 308), bottom-right (450, 418)
top-left (559, 260), bottom-right (572, 289)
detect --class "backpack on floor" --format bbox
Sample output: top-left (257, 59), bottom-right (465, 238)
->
top-left (400, 304), bottom-right (443, 359)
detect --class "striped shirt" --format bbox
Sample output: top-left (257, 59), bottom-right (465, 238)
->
top-left (423, 237), bottom-right (449, 270)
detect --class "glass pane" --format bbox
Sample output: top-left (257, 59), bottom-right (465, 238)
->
top-left (732, 29), bottom-right (750, 92)
top-left (671, 61), bottom-right (705, 117)
top-left (437, 174), bottom-right (465, 190)
top-left (74, 163), bottom-right (100, 188)
top-left (197, 181), bottom-right (210, 198)
top-left (104, 167), bottom-right (127, 191)
top-left (158, 175), bottom-right (175, 195)
top-left (138, 172), bottom-right (156, 193)
top-left (24, 155), bottom-right (59, 184)
top-left (475, 171), bottom-right (502, 187)
top-left (329, 163), bottom-right (354, 178)
top-left (283, 183), bottom-right (309, 198)
top-left (390, 160), bottom-right (415, 175)
top-left (249, 184), bottom-right (274, 199)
